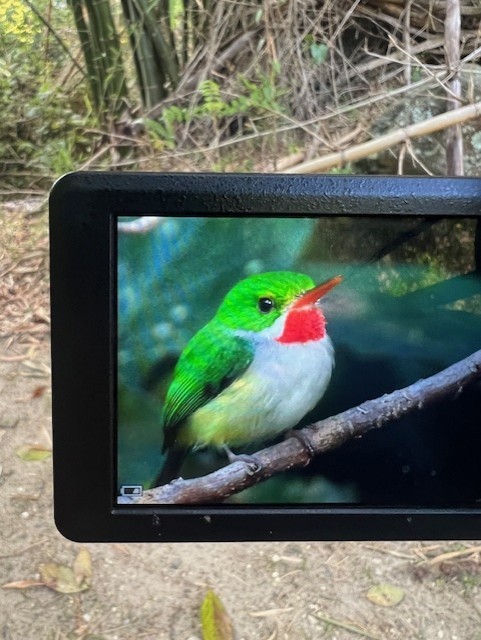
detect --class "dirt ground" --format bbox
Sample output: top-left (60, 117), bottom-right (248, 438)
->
top-left (2, 202), bottom-right (481, 640)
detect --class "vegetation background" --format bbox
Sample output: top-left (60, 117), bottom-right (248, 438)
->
top-left (2, 0), bottom-right (481, 638)
top-left (4, 0), bottom-right (481, 189)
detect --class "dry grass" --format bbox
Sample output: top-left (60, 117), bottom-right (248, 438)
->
top-left (93, 0), bottom-right (481, 175)
top-left (3, 0), bottom-right (477, 185)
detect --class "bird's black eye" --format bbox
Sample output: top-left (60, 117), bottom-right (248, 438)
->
top-left (258, 297), bottom-right (274, 313)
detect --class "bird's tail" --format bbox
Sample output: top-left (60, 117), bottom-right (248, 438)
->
top-left (151, 448), bottom-right (187, 488)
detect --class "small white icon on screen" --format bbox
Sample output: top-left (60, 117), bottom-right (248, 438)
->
top-left (120, 485), bottom-right (143, 497)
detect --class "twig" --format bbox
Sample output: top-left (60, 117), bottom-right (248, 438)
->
top-left (368, 0), bottom-right (481, 18)
top-left (405, 138), bottom-right (435, 175)
top-left (285, 100), bottom-right (481, 173)
top-left (0, 538), bottom-right (50, 559)
top-left (310, 611), bottom-right (383, 640)
top-left (250, 608), bottom-right (294, 618)
top-left (342, 37), bottom-right (445, 84)
top-left (77, 144), bottom-right (115, 171)
top-left (139, 349), bottom-right (481, 504)
top-left (362, 544), bottom-right (416, 560)
top-left (385, 34), bottom-right (465, 105)
top-left (426, 544), bottom-right (481, 565)
top-left (259, 151), bottom-right (305, 173)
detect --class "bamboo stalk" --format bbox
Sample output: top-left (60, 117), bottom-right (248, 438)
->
top-left (121, 0), bottom-right (144, 102)
top-left (84, 0), bottom-right (111, 97)
top-left (85, 0), bottom-right (128, 115)
top-left (133, 0), bottom-right (179, 89)
top-left (445, 0), bottom-right (463, 175)
top-left (403, 1), bottom-right (412, 84)
top-left (67, 0), bottom-right (99, 105)
top-left (285, 101), bottom-right (481, 174)
top-left (156, 0), bottom-right (177, 58)
top-left (122, 0), bottom-right (166, 107)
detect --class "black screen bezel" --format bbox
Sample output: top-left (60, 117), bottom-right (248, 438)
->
top-left (49, 171), bottom-right (481, 541)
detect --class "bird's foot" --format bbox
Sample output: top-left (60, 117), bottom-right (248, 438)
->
top-left (285, 429), bottom-right (316, 466)
top-left (223, 445), bottom-right (262, 476)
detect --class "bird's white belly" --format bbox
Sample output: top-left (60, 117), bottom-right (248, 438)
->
top-left (189, 336), bottom-right (334, 448)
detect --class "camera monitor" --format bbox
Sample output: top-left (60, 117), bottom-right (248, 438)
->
top-left (49, 172), bottom-right (481, 541)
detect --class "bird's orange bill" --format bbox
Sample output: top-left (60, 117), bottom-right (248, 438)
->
top-left (292, 274), bottom-right (343, 309)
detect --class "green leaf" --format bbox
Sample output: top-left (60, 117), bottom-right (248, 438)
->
top-left (272, 59), bottom-right (281, 75)
top-left (310, 43), bottom-right (328, 65)
top-left (200, 590), bottom-right (233, 640)
top-left (16, 445), bottom-right (51, 461)
top-left (366, 583), bottom-right (405, 607)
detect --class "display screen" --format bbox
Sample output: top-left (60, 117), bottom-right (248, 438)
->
top-left (117, 215), bottom-right (481, 507)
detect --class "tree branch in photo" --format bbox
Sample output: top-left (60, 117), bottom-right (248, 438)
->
top-left (138, 348), bottom-right (481, 505)
top-left (117, 217), bottom-right (165, 234)
top-left (368, 218), bottom-right (441, 264)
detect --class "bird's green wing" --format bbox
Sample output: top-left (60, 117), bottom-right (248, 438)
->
top-left (162, 322), bottom-right (254, 450)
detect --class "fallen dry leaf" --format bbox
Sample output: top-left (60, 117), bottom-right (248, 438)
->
top-left (73, 548), bottom-right (92, 587)
top-left (2, 579), bottom-right (43, 590)
top-left (38, 562), bottom-right (90, 594)
top-left (16, 444), bottom-right (52, 461)
top-left (201, 589), bottom-right (233, 640)
top-left (366, 583), bottom-right (405, 607)
top-left (2, 551), bottom-right (92, 594)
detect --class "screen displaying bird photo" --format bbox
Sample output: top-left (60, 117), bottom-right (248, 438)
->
top-left (117, 215), bottom-right (481, 507)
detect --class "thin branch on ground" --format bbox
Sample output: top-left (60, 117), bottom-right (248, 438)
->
top-left (137, 348), bottom-right (481, 505)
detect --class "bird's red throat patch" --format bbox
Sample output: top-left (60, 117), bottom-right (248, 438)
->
top-left (276, 308), bottom-right (326, 344)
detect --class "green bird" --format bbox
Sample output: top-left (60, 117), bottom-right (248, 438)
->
top-left (155, 270), bottom-right (342, 485)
